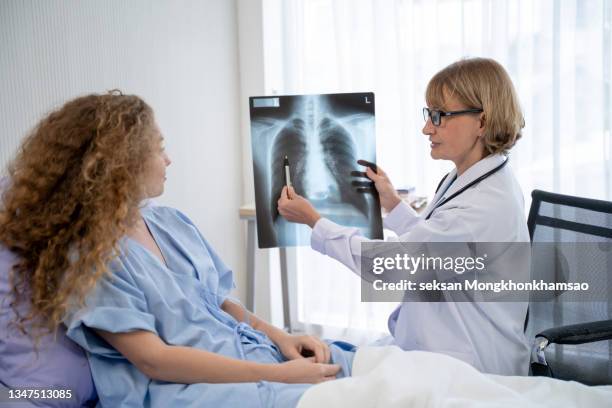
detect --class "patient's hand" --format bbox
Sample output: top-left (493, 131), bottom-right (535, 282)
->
top-left (276, 333), bottom-right (331, 363)
top-left (277, 357), bottom-right (340, 384)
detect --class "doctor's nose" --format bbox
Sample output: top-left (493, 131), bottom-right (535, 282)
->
top-left (422, 118), bottom-right (435, 136)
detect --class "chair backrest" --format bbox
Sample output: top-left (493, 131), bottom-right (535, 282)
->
top-left (525, 189), bottom-right (612, 385)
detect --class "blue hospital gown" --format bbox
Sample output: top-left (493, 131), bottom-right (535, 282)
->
top-left (63, 206), bottom-right (355, 408)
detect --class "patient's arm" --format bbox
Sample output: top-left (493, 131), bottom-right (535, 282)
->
top-left (94, 329), bottom-right (340, 384)
top-left (221, 299), bottom-right (287, 344)
top-left (221, 299), bottom-right (331, 363)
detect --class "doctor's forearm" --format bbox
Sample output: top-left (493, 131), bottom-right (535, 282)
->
top-left (311, 218), bottom-right (365, 275)
top-left (306, 212), bottom-right (321, 228)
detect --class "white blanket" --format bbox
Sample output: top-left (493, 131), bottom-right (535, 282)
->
top-left (297, 346), bottom-right (612, 408)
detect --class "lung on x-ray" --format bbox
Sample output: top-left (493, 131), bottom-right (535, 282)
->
top-left (250, 92), bottom-right (383, 248)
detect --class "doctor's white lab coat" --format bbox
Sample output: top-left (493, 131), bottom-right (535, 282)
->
top-left (310, 153), bottom-right (530, 376)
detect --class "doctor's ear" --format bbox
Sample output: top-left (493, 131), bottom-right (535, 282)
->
top-left (479, 113), bottom-right (486, 128)
top-left (477, 113), bottom-right (486, 136)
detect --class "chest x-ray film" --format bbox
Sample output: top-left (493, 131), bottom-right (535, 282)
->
top-left (250, 92), bottom-right (383, 248)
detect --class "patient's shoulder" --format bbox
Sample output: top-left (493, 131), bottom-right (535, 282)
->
top-left (143, 205), bottom-right (194, 225)
top-left (141, 206), bottom-right (209, 245)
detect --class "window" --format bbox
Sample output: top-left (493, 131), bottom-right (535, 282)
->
top-left (262, 0), bottom-right (612, 342)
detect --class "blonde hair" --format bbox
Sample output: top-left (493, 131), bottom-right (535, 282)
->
top-left (0, 90), bottom-right (156, 343)
top-left (425, 57), bottom-right (525, 154)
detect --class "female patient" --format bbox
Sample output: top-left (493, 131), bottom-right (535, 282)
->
top-left (0, 92), bottom-right (353, 407)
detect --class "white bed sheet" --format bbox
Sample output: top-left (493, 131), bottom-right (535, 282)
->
top-left (297, 346), bottom-right (612, 408)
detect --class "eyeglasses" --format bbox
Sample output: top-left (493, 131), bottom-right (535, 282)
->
top-left (423, 107), bottom-right (483, 126)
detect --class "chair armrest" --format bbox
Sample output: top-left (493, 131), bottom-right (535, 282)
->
top-left (536, 319), bottom-right (612, 345)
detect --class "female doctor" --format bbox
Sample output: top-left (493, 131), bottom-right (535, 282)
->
top-left (277, 57), bottom-right (530, 376)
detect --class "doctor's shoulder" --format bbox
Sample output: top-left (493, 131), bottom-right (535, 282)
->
top-left (467, 169), bottom-right (522, 211)
top-left (482, 163), bottom-right (524, 206)
top-left (469, 170), bottom-right (527, 225)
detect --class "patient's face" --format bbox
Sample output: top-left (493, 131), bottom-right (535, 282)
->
top-left (142, 126), bottom-right (171, 198)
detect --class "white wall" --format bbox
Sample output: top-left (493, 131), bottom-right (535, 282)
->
top-left (0, 0), bottom-right (246, 301)
top-left (236, 0), bottom-right (286, 326)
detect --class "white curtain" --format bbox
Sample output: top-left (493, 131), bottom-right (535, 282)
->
top-left (262, 0), bottom-right (612, 343)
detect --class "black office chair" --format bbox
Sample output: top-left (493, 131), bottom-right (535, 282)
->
top-left (525, 189), bottom-right (612, 385)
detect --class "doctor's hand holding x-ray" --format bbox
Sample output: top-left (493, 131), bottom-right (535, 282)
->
top-left (277, 57), bottom-right (532, 378)
top-left (278, 163), bottom-right (401, 226)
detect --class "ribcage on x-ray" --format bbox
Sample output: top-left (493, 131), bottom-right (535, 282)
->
top-left (251, 93), bottom-right (379, 248)
top-left (270, 118), bottom-right (308, 221)
top-left (318, 116), bottom-right (369, 216)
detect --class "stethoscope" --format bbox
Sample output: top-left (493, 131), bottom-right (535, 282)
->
top-left (424, 157), bottom-right (509, 220)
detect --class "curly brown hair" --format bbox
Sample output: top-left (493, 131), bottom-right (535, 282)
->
top-left (0, 90), bottom-right (157, 342)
